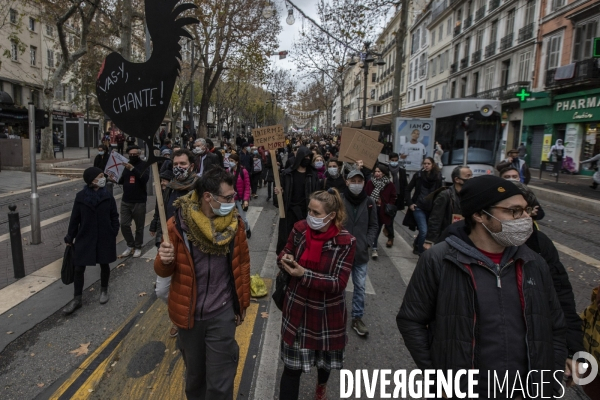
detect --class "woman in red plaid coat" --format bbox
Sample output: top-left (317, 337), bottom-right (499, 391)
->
top-left (277, 188), bottom-right (357, 400)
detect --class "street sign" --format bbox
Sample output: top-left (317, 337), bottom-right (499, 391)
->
top-left (594, 38), bottom-right (600, 58)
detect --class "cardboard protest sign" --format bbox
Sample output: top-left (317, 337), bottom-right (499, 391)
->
top-left (95, 0), bottom-right (198, 245)
top-left (338, 127), bottom-right (380, 163)
top-left (104, 151), bottom-right (129, 182)
top-left (344, 131), bottom-right (385, 169)
top-left (252, 124), bottom-right (286, 218)
top-left (252, 125), bottom-right (285, 151)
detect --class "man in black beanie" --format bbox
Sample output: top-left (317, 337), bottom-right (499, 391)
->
top-left (397, 175), bottom-right (568, 398)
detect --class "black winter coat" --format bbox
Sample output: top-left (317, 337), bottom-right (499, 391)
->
top-left (397, 232), bottom-right (567, 397)
top-left (424, 186), bottom-right (461, 243)
top-left (65, 187), bottom-right (120, 266)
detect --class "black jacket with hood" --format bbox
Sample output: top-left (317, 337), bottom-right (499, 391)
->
top-left (398, 222), bottom-right (567, 397)
top-left (274, 146), bottom-right (319, 254)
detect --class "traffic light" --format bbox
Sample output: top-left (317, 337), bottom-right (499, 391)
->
top-left (462, 117), bottom-right (477, 133)
top-left (35, 108), bottom-right (49, 129)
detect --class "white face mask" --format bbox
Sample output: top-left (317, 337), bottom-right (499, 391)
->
top-left (193, 147), bottom-right (205, 155)
top-left (306, 212), bottom-right (332, 231)
top-left (95, 177), bottom-right (106, 188)
top-left (98, 151), bottom-right (104, 155)
top-left (210, 194), bottom-right (236, 216)
top-left (327, 167), bottom-right (338, 176)
top-left (348, 183), bottom-right (364, 195)
top-left (315, 161), bottom-right (324, 168)
top-left (481, 211), bottom-right (533, 247)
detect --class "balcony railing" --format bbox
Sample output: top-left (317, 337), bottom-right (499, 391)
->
top-left (545, 58), bottom-right (600, 88)
top-left (431, 0), bottom-right (449, 22)
top-left (472, 49), bottom-right (482, 64)
top-left (454, 24), bottom-right (462, 36)
top-left (489, 0), bottom-right (500, 11)
top-left (500, 32), bottom-right (513, 51)
top-left (485, 42), bottom-right (496, 58)
top-left (460, 56), bottom-right (469, 69)
top-left (475, 6), bottom-right (486, 22)
top-left (465, 81), bottom-right (532, 100)
top-left (518, 23), bottom-right (534, 43)
top-left (450, 62), bottom-right (458, 73)
top-left (464, 15), bottom-right (473, 29)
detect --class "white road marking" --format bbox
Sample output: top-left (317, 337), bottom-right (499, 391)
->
top-left (0, 193), bottom-right (123, 243)
top-left (0, 178), bottom-right (82, 199)
top-left (553, 241), bottom-right (600, 268)
top-left (0, 210), bottom-right (153, 316)
top-left (378, 229), bottom-right (419, 285)
top-left (346, 274), bottom-right (376, 295)
top-left (245, 206), bottom-right (263, 231)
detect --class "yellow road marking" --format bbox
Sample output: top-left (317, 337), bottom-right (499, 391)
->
top-left (234, 302), bottom-right (259, 396)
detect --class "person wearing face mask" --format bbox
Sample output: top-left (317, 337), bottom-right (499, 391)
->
top-left (263, 149), bottom-right (280, 201)
top-left (93, 144), bottom-right (110, 171)
top-left (193, 138), bottom-right (220, 177)
top-left (499, 167), bottom-right (545, 220)
top-left (118, 145), bottom-right (149, 258)
top-left (277, 188), bottom-right (356, 400)
top-left (403, 157), bottom-right (443, 255)
top-left (397, 175), bottom-right (568, 399)
top-left (423, 166), bottom-right (472, 250)
top-left (239, 142), bottom-right (254, 173)
top-left (273, 146), bottom-right (319, 254)
top-left (156, 166), bottom-right (250, 400)
top-left (323, 158), bottom-right (346, 192)
top-left (228, 153), bottom-right (252, 238)
top-left (340, 170), bottom-right (378, 337)
top-left (365, 163), bottom-right (397, 258)
top-left (496, 149), bottom-right (531, 184)
top-left (250, 146), bottom-right (262, 199)
top-left (313, 155), bottom-right (326, 180)
top-left (62, 167), bottom-right (119, 315)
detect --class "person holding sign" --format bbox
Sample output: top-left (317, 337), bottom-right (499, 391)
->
top-left (399, 129), bottom-right (427, 181)
top-left (155, 167), bottom-right (250, 400)
top-left (274, 146), bottom-right (319, 254)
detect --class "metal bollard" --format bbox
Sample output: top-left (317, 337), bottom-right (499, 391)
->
top-left (8, 205), bottom-right (25, 279)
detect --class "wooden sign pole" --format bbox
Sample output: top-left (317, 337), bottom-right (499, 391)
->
top-left (270, 151), bottom-right (285, 218)
top-left (151, 162), bottom-right (170, 244)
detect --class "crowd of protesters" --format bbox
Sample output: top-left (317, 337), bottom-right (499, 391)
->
top-left (65, 128), bottom-right (596, 400)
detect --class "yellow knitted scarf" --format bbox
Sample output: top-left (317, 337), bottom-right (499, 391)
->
top-left (174, 191), bottom-right (238, 256)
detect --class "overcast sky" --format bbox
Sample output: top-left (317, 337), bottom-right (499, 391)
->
top-left (270, 0), bottom-right (320, 74)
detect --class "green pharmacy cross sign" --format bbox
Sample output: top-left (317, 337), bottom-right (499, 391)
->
top-left (516, 88), bottom-right (531, 102)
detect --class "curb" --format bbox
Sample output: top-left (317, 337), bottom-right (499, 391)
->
top-left (529, 184), bottom-right (600, 216)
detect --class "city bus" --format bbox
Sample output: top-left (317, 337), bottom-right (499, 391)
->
top-left (431, 99), bottom-right (502, 183)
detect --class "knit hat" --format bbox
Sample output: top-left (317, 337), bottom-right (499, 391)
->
top-left (83, 167), bottom-right (104, 186)
top-left (459, 175), bottom-right (523, 217)
top-left (160, 169), bottom-right (174, 181)
top-left (161, 148), bottom-right (172, 156)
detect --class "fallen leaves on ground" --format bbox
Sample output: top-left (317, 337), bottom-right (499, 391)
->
top-left (30, 353), bottom-right (35, 357)
top-left (116, 263), bottom-right (125, 268)
top-left (70, 342), bottom-right (91, 357)
top-left (37, 383), bottom-right (45, 388)
top-left (89, 287), bottom-right (94, 292)
top-left (138, 292), bottom-right (147, 297)
top-left (6, 331), bottom-right (13, 334)
top-left (261, 312), bottom-right (269, 319)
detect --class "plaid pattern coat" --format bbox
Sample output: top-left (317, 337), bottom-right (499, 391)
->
top-left (278, 220), bottom-right (356, 351)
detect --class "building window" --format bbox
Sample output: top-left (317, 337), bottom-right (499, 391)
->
top-left (29, 17), bottom-right (35, 31)
top-left (442, 84), bottom-right (447, 99)
top-left (490, 20), bottom-right (498, 44)
top-left (419, 86), bottom-right (423, 99)
top-left (427, 91), bottom-right (431, 103)
top-left (408, 91), bottom-right (411, 102)
top-left (484, 65), bottom-right (495, 90)
top-left (10, 41), bottom-right (18, 61)
top-left (30, 46), bottom-right (36, 66)
top-left (432, 30), bottom-right (436, 46)
top-left (419, 53), bottom-right (427, 77)
top-left (506, 9), bottom-right (515, 35)
top-left (519, 51), bottom-right (532, 81)
top-left (476, 29), bottom-right (484, 50)
top-left (434, 88), bottom-right (439, 101)
top-left (422, 27), bottom-right (427, 47)
top-left (439, 25), bottom-right (443, 42)
top-left (546, 35), bottom-right (561, 69)
top-left (13, 84), bottom-right (22, 105)
top-left (438, 54), bottom-right (443, 73)
top-left (551, 0), bottom-right (565, 12)
top-left (573, 19), bottom-right (598, 62)
top-left (447, 17), bottom-right (452, 35)
top-left (9, 9), bottom-right (17, 24)
top-left (46, 24), bottom-right (54, 37)
top-left (524, 1), bottom-right (535, 25)
top-left (431, 59), bottom-right (437, 77)
top-left (372, 73), bottom-right (377, 83)
top-left (47, 49), bottom-right (54, 67)
top-left (409, 62), bottom-right (413, 83)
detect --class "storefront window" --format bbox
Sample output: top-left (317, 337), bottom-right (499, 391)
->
top-left (583, 124), bottom-right (600, 170)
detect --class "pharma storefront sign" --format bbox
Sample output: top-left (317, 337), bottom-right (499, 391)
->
top-left (553, 92), bottom-right (600, 122)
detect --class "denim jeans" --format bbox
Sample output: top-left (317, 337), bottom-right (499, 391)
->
top-left (351, 262), bottom-right (368, 319)
top-left (235, 200), bottom-right (250, 232)
top-left (413, 207), bottom-right (429, 253)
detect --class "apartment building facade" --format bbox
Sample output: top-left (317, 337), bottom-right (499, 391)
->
top-left (426, 0), bottom-right (454, 104)
top-left (521, 0), bottom-right (600, 175)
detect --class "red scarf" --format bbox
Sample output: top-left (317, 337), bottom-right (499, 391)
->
top-left (300, 223), bottom-right (339, 268)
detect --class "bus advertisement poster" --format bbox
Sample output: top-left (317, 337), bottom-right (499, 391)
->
top-left (395, 118), bottom-right (435, 171)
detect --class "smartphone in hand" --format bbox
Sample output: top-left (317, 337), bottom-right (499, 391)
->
top-left (282, 258), bottom-right (296, 268)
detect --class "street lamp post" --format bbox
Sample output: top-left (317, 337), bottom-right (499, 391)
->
top-left (86, 86), bottom-right (90, 158)
top-left (348, 41), bottom-right (386, 129)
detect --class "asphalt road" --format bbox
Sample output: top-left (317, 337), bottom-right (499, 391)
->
top-left (0, 183), bottom-right (597, 400)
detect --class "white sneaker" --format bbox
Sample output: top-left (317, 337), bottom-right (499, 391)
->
top-left (133, 249), bottom-right (142, 258)
top-left (121, 247), bottom-right (133, 257)
top-left (371, 249), bottom-right (378, 260)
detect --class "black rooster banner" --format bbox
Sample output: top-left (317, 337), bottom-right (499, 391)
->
top-left (96, 0), bottom-right (198, 166)
top-left (96, 0), bottom-right (198, 244)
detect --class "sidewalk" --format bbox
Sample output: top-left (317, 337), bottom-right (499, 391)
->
top-left (529, 168), bottom-right (600, 201)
